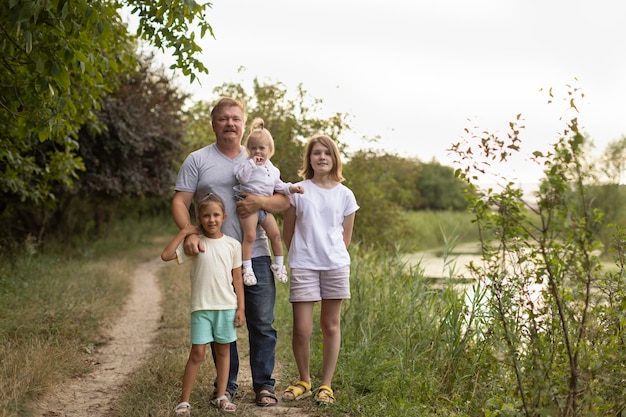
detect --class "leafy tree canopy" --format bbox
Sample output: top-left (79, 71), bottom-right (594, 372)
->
top-left (0, 0), bottom-right (212, 206)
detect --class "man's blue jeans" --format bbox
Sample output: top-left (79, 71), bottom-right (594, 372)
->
top-left (213, 255), bottom-right (277, 396)
top-left (247, 256), bottom-right (277, 392)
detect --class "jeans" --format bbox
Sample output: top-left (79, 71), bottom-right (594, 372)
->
top-left (211, 256), bottom-right (277, 396)
top-left (247, 256), bottom-right (277, 392)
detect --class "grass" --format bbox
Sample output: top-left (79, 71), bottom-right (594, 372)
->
top-left (0, 216), bottom-right (170, 417)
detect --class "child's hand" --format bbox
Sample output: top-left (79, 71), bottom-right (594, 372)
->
top-left (234, 309), bottom-right (245, 327)
top-left (290, 185), bottom-right (304, 194)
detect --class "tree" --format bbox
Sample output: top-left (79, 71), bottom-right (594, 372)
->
top-left (415, 161), bottom-right (468, 211)
top-left (343, 150), bottom-right (413, 250)
top-left (0, 0), bottom-right (212, 206)
top-left (1, 55), bottom-right (189, 242)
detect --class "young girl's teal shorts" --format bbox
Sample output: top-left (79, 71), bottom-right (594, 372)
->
top-left (190, 309), bottom-right (236, 345)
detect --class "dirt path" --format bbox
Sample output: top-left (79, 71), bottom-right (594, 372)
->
top-left (33, 258), bottom-right (163, 416)
top-left (33, 257), bottom-right (311, 417)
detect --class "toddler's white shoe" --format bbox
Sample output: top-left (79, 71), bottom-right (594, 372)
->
top-left (270, 264), bottom-right (288, 283)
top-left (243, 267), bottom-right (257, 286)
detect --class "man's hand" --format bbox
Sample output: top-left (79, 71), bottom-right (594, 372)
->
top-left (183, 232), bottom-right (205, 255)
top-left (236, 192), bottom-right (261, 219)
top-left (236, 193), bottom-right (290, 218)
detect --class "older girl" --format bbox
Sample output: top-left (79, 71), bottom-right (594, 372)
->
top-left (281, 134), bottom-right (359, 404)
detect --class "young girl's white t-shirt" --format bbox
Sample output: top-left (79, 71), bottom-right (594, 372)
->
top-left (287, 179), bottom-right (359, 270)
top-left (176, 234), bottom-right (242, 312)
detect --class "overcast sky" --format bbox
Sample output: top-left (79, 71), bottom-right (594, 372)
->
top-left (155, 0), bottom-right (626, 183)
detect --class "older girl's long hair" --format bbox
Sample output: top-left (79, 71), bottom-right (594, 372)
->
top-left (298, 134), bottom-right (344, 182)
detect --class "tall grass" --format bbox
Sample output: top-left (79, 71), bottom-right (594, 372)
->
top-left (332, 247), bottom-right (489, 416)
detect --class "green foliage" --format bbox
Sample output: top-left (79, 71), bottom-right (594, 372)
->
top-left (415, 161), bottom-right (468, 211)
top-left (180, 100), bottom-right (216, 155)
top-left (344, 150), bottom-right (410, 250)
top-left (0, 56), bottom-right (187, 244)
top-left (0, 0), bottom-right (211, 207)
top-left (344, 150), bottom-right (468, 251)
top-left (588, 136), bottom-right (626, 248)
top-left (128, 0), bottom-right (212, 82)
top-left (74, 56), bottom-right (188, 199)
top-left (451, 85), bottom-right (626, 416)
top-left (1, 0), bottom-right (132, 205)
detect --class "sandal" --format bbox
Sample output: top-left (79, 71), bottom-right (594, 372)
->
top-left (213, 394), bottom-right (237, 412)
top-left (315, 385), bottom-right (335, 404)
top-left (256, 388), bottom-right (278, 407)
top-left (282, 380), bottom-right (312, 401)
top-left (173, 401), bottom-right (190, 415)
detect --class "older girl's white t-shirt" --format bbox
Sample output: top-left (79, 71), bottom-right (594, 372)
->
top-left (287, 179), bottom-right (359, 270)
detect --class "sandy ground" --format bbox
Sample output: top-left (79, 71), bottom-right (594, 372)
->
top-left (32, 257), bottom-right (311, 417)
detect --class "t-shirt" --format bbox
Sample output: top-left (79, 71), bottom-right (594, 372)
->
top-left (176, 235), bottom-right (242, 312)
top-left (287, 179), bottom-right (359, 270)
top-left (175, 143), bottom-right (270, 258)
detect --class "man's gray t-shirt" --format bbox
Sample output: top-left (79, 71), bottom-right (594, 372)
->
top-left (175, 143), bottom-right (270, 258)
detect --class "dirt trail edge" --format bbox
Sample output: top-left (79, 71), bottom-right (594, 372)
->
top-left (34, 257), bottom-right (163, 417)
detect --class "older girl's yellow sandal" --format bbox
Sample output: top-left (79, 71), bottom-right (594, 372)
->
top-left (315, 385), bottom-right (335, 404)
top-left (282, 380), bottom-right (312, 401)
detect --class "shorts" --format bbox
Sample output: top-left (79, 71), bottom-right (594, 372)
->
top-left (289, 266), bottom-right (351, 303)
top-left (190, 309), bottom-right (236, 345)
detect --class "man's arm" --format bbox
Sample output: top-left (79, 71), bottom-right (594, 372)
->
top-left (236, 193), bottom-right (290, 218)
top-left (172, 190), bottom-right (204, 254)
top-left (172, 191), bottom-right (194, 229)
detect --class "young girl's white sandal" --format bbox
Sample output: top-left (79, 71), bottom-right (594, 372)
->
top-left (213, 394), bottom-right (237, 412)
top-left (173, 401), bottom-right (190, 415)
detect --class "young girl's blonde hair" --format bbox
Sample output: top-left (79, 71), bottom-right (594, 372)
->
top-left (197, 193), bottom-right (226, 216)
top-left (243, 117), bottom-right (275, 158)
top-left (298, 134), bottom-right (344, 182)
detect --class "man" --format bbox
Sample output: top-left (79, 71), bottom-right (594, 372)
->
top-left (172, 96), bottom-right (289, 406)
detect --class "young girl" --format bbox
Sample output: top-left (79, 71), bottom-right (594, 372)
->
top-left (161, 193), bottom-right (245, 414)
top-left (281, 134), bottom-right (359, 404)
top-left (234, 117), bottom-right (303, 286)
